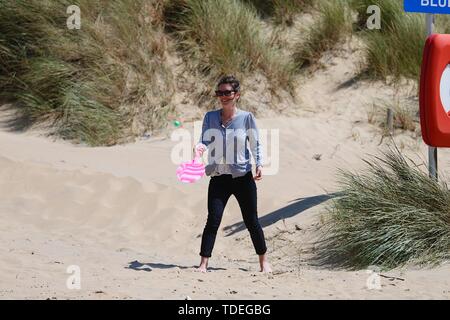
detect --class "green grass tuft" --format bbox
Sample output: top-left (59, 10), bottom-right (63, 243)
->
top-left (351, 0), bottom-right (426, 82)
top-left (293, 0), bottom-right (352, 68)
top-left (164, 0), bottom-right (295, 95)
top-left (0, 0), bottom-right (174, 145)
top-left (243, 0), bottom-right (314, 26)
top-left (315, 147), bottom-right (450, 270)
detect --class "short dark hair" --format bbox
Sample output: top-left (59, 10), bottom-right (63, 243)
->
top-left (217, 75), bottom-right (240, 92)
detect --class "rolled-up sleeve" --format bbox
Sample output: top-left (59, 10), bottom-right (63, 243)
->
top-left (246, 112), bottom-right (262, 168)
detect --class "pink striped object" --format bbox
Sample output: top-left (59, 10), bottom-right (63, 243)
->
top-left (176, 154), bottom-right (205, 183)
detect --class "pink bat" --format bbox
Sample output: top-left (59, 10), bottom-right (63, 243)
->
top-left (176, 151), bottom-right (205, 183)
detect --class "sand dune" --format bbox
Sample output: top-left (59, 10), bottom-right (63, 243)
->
top-left (1, 43), bottom-right (450, 299)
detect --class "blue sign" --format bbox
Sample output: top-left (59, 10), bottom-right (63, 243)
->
top-left (405, 0), bottom-right (450, 14)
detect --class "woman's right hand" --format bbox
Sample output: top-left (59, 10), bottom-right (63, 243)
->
top-left (194, 143), bottom-right (207, 157)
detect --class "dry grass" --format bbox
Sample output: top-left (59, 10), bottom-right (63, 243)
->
top-left (367, 99), bottom-right (419, 135)
top-left (350, 0), bottom-right (425, 82)
top-left (163, 0), bottom-right (296, 100)
top-left (293, 0), bottom-right (353, 69)
top-left (0, 0), bottom-right (175, 145)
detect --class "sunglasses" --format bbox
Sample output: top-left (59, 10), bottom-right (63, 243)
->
top-left (215, 90), bottom-right (236, 97)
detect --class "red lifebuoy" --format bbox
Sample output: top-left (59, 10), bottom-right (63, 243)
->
top-left (420, 34), bottom-right (450, 147)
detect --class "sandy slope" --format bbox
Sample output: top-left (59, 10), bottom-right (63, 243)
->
top-left (1, 42), bottom-right (450, 299)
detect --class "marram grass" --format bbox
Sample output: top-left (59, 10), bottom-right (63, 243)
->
top-left (293, 0), bottom-right (352, 68)
top-left (315, 147), bottom-right (450, 270)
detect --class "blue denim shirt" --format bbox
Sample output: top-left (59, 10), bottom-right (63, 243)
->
top-left (197, 108), bottom-right (262, 178)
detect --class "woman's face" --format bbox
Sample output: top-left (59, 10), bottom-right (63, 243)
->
top-left (217, 83), bottom-right (240, 108)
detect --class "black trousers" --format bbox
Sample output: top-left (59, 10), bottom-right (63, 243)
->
top-left (200, 171), bottom-right (267, 258)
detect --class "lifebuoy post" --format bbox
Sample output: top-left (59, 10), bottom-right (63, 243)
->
top-left (405, 0), bottom-right (450, 180)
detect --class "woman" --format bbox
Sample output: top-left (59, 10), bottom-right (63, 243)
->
top-left (194, 75), bottom-right (271, 273)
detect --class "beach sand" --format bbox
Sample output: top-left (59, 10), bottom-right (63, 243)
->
top-left (1, 42), bottom-right (449, 300)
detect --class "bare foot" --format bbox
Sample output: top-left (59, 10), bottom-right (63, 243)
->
top-left (195, 265), bottom-right (208, 273)
top-left (260, 261), bottom-right (272, 273)
top-left (259, 254), bottom-right (272, 273)
top-left (195, 256), bottom-right (209, 273)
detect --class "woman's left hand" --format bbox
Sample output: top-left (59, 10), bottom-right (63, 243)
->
top-left (254, 166), bottom-right (262, 181)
